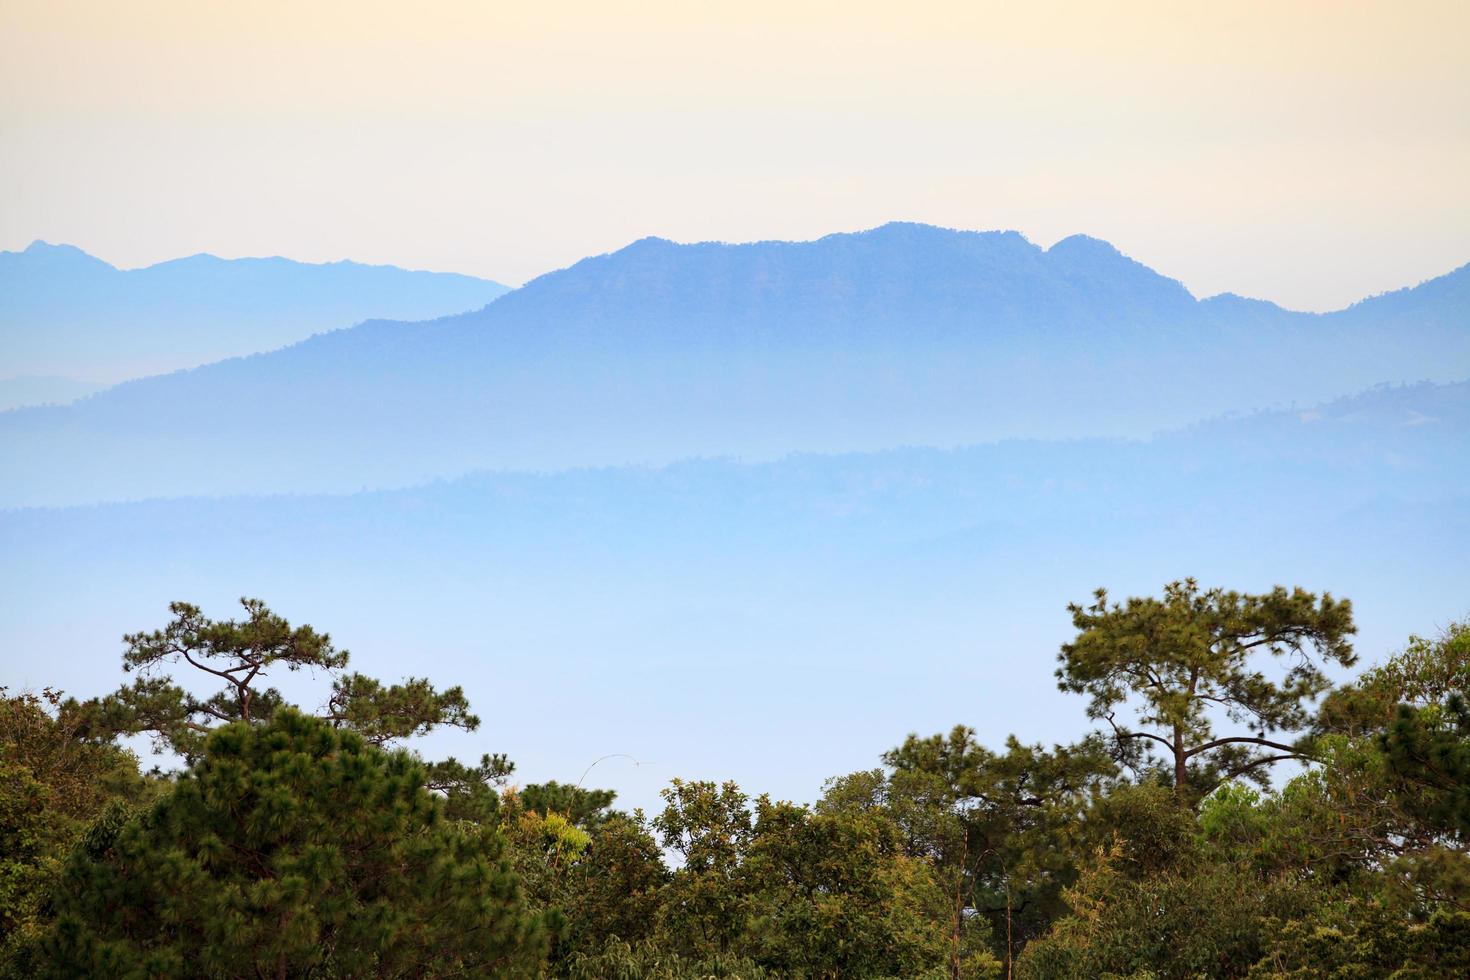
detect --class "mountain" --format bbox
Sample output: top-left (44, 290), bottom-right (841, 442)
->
top-left (0, 241), bottom-right (510, 386)
top-left (463, 225), bottom-right (1205, 345)
top-left (2, 381), bottom-right (1464, 809)
top-left (1, 224), bottom-right (1466, 507)
top-left (0, 375), bottom-right (104, 411)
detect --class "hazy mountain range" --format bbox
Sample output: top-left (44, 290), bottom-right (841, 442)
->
top-left (3, 380), bottom-right (1463, 807)
top-left (1, 223), bottom-right (1465, 506)
top-left (0, 240), bottom-right (509, 394)
top-left (7, 380), bottom-right (1460, 560)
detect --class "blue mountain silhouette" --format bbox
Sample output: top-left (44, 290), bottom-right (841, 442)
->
top-left (1, 224), bottom-right (1465, 506)
top-left (0, 240), bottom-right (509, 387)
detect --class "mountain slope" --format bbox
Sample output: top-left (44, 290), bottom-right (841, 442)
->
top-left (0, 375), bottom-right (104, 411)
top-left (1, 225), bottom-right (1466, 506)
top-left (460, 224), bottom-right (1201, 347)
top-left (0, 241), bottom-right (511, 385)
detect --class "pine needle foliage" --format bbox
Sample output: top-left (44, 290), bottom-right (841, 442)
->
top-left (36, 710), bottom-right (552, 979)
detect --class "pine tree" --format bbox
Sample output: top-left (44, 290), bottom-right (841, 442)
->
top-left (1058, 580), bottom-right (1356, 796)
top-left (37, 709), bottom-right (552, 978)
top-left (74, 598), bottom-right (478, 760)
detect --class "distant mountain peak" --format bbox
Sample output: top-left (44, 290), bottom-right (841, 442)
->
top-left (1200, 292), bottom-right (1289, 312)
top-left (22, 239), bottom-right (90, 254)
top-left (819, 221), bottom-right (1035, 249)
top-left (856, 220), bottom-right (991, 236)
top-left (9, 240), bottom-right (115, 270)
top-left (1047, 233), bottom-right (1120, 257)
top-left (1030, 232), bottom-right (1196, 306)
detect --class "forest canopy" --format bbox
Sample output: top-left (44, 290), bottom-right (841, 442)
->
top-left (2, 585), bottom-right (1467, 978)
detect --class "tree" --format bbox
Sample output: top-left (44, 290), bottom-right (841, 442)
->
top-left (424, 752), bottom-right (516, 824)
top-left (0, 688), bottom-right (154, 968)
top-left (824, 727), bottom-right (1112, 975)
top-left (1317, 618), bottom-right (1470, 737)
top-left (511, 781), bottom-right (619, 831)
top-left (1015, 844), bottom-right (1315, 980)
top-left (77, 599), bottom-right (478, 759)
top-left (1249, 905), bottom-right (1470, 978)
top-left (36, 709), bottom-right (551, 978)
top-left (737, 797), bottom-right (954, 978)
top-left (1380, 696), bottom-right (1470, 841)
top-left (1294, 622), bottom-right (1470, 899)
top-left (563, 936), bottom-right (771, 980)
top-left (502, 807), bottom-right (593, 945)
top-left (494, 781), bottom-right (627, 967)
top-left (1058, 579), bottom-right (1356, 796)
top-left (651, 779), bottom-right (753, 960)
top-left (1313, 620), bottom-right (1469, 839)
top-left (640, 778), bottom-right (957, 978)
top-left (559, 814), bottom-right (670, 959)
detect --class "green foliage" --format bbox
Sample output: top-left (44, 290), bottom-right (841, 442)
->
top-left (6, 590), bottom-right (1469, 978)
top-left (1317, 619), bottom-right (1470, 736)
top-left (563, 936), bottom-right (771, 980)
top-left (559, 815), bottom-right (670, 955)
top-left (1079, 782), bottom-right (1201, 877)
top-left (1016, 842), bottom-right (1317, 980)
top-left (498, 779), bottom-right (627, 964)
top-left (1266, 622), bottom-right (1470, 903)
top-left (424, 752), bottom-right (515, 824)
top-left (503, 807), bottom-right (594, 939)
top-left (652, 779), bottom-right (754, 959)
top-left (513, 780), bottom-right (619, 830)
top-left (1250, 904), bottom-right (1470, 978)
top-left (638, 778), bottom-right (959, 977)
top-left (1058, 579), bottom-right (1356, 794)
top-left (77, 599), bottom-right (478, 760)
top-left (834, 726), bottom-right (1113, 971)
top-left (1014, 781), bottom-right (1302, 978)
top-left (738, 797), bottom-right (954, 978)
top-left (35, 709), bottom-right (551, 978)
top-left (0, 688), bottom-right (155, 969)
top-left (1369, 625), bottom-right (1470, 841)
top-left (0, 758), bottom-right (51, 968)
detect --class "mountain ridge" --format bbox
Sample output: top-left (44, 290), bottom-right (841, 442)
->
top-left (5, 378), bottom-right (1457, 514)
top-left (1, 224), bottom-right (1465, 506)
top-left (11, 239), bottom-right (502, 284)
top-left (1, 242), bottom-right (511, 386)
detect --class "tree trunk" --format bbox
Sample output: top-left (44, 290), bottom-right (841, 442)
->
top-left (1173, 725), bottom-right (1187, 791)
top-left (1006, 887), bottom-right (1014, 980)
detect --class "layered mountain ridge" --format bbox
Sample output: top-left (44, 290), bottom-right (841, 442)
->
top-left (1, 224), bottom-right (1465, 506)
top-left (3, 381), bottom-right (1463, 802)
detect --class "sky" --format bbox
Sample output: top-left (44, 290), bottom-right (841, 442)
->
top-left (3, 1), bottom-right (1468, 311)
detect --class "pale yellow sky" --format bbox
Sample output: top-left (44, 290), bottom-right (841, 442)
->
top-left (3, 1), bottom-right (1467, 309)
